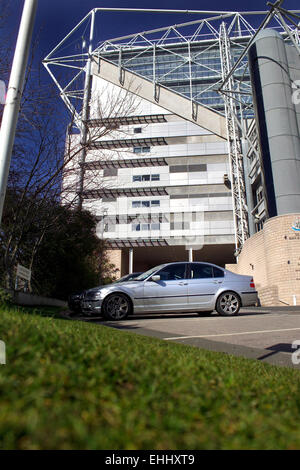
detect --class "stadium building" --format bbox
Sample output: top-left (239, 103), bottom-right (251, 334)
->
top-left (44, 4), bottom-right (300, 305)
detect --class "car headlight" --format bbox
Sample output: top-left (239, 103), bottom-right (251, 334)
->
top-left (86, 290), bottom-right (103, 300)
top-left (93, 291), bottom-right (103, 300)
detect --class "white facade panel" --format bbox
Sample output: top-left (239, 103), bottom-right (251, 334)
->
top-left (64, 72), bottom-right (234, 254)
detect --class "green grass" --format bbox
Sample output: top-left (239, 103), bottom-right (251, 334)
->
top-left (1, 304), bottom-right (300, 449)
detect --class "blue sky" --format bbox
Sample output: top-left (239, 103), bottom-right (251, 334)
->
top-left (5, 0), bottom-right (300, 63)
top-left (2, 0), bottom-right (299, 121)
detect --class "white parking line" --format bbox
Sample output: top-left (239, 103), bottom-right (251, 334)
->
top-left (164, 327), bottom-right (300, 341)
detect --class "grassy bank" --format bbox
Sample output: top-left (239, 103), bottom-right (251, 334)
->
top-left (0, 304), bottom-right (300, 449)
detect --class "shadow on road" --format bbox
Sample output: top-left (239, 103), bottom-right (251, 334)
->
top-left (258, 342), bottom-right (300, 360)
top-left (68, 308), bottom-right (275, 326)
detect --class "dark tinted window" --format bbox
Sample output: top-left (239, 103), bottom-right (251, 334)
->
top-left (103, 168), bottom-right (118, 177)
top-left (190, 263), bottom-right (213, 279)
top-left (213, 267), bottom-right (225, 278)
top-left (188, 164), bottom-right (207, 172)
top-left (158, 263), bottom-right (186, 281)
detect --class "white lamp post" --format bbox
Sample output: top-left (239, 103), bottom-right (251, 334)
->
top-left (0, 0), bottom-right (38, 223)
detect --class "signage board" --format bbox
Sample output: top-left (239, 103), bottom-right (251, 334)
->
top-left (16, 264), bottom-right (31, 282)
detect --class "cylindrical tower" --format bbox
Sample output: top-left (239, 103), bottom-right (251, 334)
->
top-left (248, 29), bottom-right (300, 217)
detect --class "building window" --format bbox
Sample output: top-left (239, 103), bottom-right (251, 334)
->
top-left (134, 127), bottom-right (142, 134)
top-left (133, 174), bottom-right (160, 182)
top-left (132, 200), bottom-right (160, 208)
top-left (151, 200), bottom-right (160, 207)
top-left (132, 222), bottom-right (160, 231)
top-left (133, 146), bottom-right (151, 153)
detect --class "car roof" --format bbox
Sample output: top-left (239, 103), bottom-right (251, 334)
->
top-left (160, 261), bottom-right (224, 268)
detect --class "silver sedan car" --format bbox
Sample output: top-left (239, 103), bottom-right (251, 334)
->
top-left (81, 262), bottom-right (258, 320)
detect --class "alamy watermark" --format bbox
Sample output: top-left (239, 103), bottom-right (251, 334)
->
top-left (292, 80), bottom-right (300, 105)
top-left (291, 340), bottom-right (300, 365)
top-left (0, 340), bottom-right (6, 365)
top-left (96, 210), bottom-right (205, 251)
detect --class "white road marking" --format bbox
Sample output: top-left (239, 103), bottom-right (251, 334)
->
top-left (164, 327), bottom-right (300, 341)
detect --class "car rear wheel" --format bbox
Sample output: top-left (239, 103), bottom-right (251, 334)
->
top-left (216, 291), bottom-right (241, 316)
top-left (102, 293), bottom-right (132, 321)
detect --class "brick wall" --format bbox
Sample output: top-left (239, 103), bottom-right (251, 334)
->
top-left (106, 249), bottom-right (122, 279)
top-left (226, 214), bottom-right (300, 306)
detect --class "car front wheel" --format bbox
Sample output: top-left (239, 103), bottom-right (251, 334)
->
top-left (216, 291), bottom-right (241, 316)
top-left (102, 293), bottom-right (131, 321)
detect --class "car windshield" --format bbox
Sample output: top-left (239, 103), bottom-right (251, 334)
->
top-left (134, 264), bottom-right (166, 281)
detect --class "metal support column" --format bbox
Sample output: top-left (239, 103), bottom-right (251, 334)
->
top-left (129, 248), bottom-right (134, 274)
top-left (219, 21), bottom-right (249, 255)
top-left (77, 9), bottom-right (95, 209)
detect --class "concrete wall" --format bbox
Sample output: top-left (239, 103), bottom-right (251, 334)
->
top-left (226, 214), bottom-right (300, 306)
top-left (12, 291), bottom-right (67, 308)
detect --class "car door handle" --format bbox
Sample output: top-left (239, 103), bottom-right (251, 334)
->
top-left (213, 280), bottom-right (223, 284)
top-left (178, 282), bottom-right (188, 285)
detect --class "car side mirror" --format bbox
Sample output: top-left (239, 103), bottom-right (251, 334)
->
top-left (150, 274), bottom-right (161, 282)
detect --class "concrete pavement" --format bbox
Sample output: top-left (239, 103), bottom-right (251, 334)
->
top-left (73, 307), bottom-right (300, 369)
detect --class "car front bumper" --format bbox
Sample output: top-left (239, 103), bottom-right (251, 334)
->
top-left (81, 299), bottom-right (103, 315)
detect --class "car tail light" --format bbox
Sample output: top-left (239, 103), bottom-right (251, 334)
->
top-left (250, 278), bottom-right (255, 288)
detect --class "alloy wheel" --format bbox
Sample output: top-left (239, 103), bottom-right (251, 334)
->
top-left (217, 292), bottom-right (240, 316)
top-left (103, 294), bottom-right (130, 320)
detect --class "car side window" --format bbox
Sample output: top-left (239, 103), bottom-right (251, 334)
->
top-left (213, 267), bottom-right (225, 278)
top-left (158, 264), bottom-right (186, 281)
top-left (190, 263), bottom-right (213, 279)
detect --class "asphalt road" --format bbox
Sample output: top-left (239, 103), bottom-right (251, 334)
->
top-left (72, 307), bottom-right (300, 369)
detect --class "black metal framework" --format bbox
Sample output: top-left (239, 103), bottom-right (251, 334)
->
top-left (85, 114), bottom-right (167, 127)
top-left (82, 157), bottom-right (167, 170)
top-left (107, 238), bottom-right (169, 248)
top-left (83, 186), bottom-right (168, 199)
top-left (87, 137), bottom-right (167, 149)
